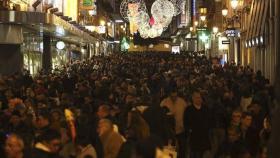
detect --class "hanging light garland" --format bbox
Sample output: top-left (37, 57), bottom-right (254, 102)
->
top-left (120, 0), bottom-right (186, 38)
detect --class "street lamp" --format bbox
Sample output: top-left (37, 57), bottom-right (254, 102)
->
top-left (100, 20), bottom-right (106, 26)
top-left (231, 0), bottom-right (239, 10)
top-left (213, 27), bottom-right (218, 34)
top-left (200, 15), bottom-right (206, 21)
top-left (190, 27), bottom-right (194, 32)
top-left (222, 7), bottom-right (228, 17)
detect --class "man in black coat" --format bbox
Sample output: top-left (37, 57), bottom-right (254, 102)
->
top-left (184, 90), bottom-right (212, 158)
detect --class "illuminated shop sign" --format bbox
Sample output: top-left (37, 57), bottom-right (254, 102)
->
top-left (83, 0), bottom-right (93, 6)
top-left (225, 28), bottom-right (240, 37)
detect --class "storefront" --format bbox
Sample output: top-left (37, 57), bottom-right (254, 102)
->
top-left (0, 9), bottom-right (99, 75)
top-left (244, 0), bottom-right (276, 82)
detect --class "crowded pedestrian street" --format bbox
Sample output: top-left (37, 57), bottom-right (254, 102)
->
top-left (0, 0), bottom-right (280, 158)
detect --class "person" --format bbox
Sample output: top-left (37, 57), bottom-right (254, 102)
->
top-left (215, 127), bottom-right (246, 158)
top-left (160, 89), bottom-right (187, 158)
top-left (240, 112), bottom-right (259, 157)
top-left (97, 105), bottom-right (114, 121)
top-left (4, 134), bottom-right (26, 158)
top-left (259, 117), bottom-right (271, 146)
top-left (126, 110), bottom-right (150, 140)
top-left (31, 129), bottom-right (62, 158)
top-left (117, 111), bottom-right (150, 158)
top-left (184, 90), bottom-right (212, 158)
top-left (76, 136), bottom-right (97, 158)
top-left (97, 119), bottom-right (124, 158)
top-left (229, 109), bottom-right (242, 130)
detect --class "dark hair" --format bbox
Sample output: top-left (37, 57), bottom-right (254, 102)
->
top-left (38, 110), bottom-right (51, 121)
top-left (40, 129), bottom-right (61, 142)
top-left (241, 112), bottom-right (253, 119)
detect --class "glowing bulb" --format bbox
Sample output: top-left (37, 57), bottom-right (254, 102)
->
top-left (213, 27), bottom-right (218, 33)
top-left (231, 0), bottom-right (239, 10)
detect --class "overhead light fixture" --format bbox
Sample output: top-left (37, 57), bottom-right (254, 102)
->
top-left (222, 7), bottom-right (228, 17)
top-left (56, 41), bottom-right (65, 50)
top-left (100, 20), bottom-right (106, 26)
top-left (213, 26), bottom-right (218, 33)
top-left (200, 15), bottom-right (206, 21)
top-left (260, 36), bottom-right (264, 44)
top-left (256, 37), bottom-right (259, 45)
top-left (231, 0), bottom-right (239, 10)
top-left (190, 27), bottom-right (194, 32)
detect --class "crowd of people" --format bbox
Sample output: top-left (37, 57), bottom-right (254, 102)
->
top-left (0, 52), bottom-right (275, 158)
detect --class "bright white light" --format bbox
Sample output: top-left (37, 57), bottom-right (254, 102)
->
top-left (107, 22), bottom-right (111, 26)
top-left (114, 41), bottom-right (120, 43)
top-left (200, 15), bottom-right (206, 21)
top-left (200, 33), bottom-right (209, 42)
top-left (260, 36), bottom-right (264, 43)
top-left (96, 42), bottom-right (100, 47)
top-left (172, 46), bottom-right (180, 54)
top-left (134, 45), bottom-right (138, 48)
top-left (115, 20), bottom-right (124, 23)
top-left (205, 43), bottom-right (210, 49)
top-left (256, 38), bottom-right (259, 45)
top-left (252, 39), bottom-right (255, 46)
top-left (213, 27), bottom-right (218, 33)
top-left (88, 10), bottom-right (96, 16)
top-left (56, 41), bottom-right (65, 50)
top-left (231, 0), bottom-right (239, 10)
top-left (190, 27), bottom-right (194, 32)
top-left (180, 42), bottom-right (183, 48)
top-left (85, 26), bottom-right (96, 32)
top-left (222, 8), bottom-right (228, 17)
top-left (248, 41), bottom-right (252, 47)
top-left (40, 42), bottom-right (43, 50)
top-left (149, 44), bottom-right (154, 48)
top-left (245, 41), bottom-right (248, 48)
top-left (185, 33), bottom-right (191, 39)
top-left (194, 21), bottom-right (199, 26)
top-left (100, 20), bottom-right (106, 26)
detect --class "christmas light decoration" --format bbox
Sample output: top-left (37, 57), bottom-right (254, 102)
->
top-left (120, 0), bottom-right (186, 38)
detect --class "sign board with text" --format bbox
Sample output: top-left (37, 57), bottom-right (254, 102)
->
top-left (225, 28), bottom-right (239, 37)
top-left (222, 40), bottom-right (230, 44)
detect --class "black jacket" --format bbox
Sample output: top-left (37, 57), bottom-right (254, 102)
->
top-left (184, 105), bottom-right (212, 151)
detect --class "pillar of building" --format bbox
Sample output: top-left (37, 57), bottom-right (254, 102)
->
top-left (42, 34), bottom-right (52, 73)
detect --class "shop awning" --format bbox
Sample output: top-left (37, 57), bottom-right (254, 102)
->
top-left (246, 0), bottom-right (269, 41)
top-left (0, 11), bottom-right (99, 44)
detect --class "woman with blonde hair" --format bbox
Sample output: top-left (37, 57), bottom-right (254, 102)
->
top-left (4, 133), bottom-right (26, 158)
